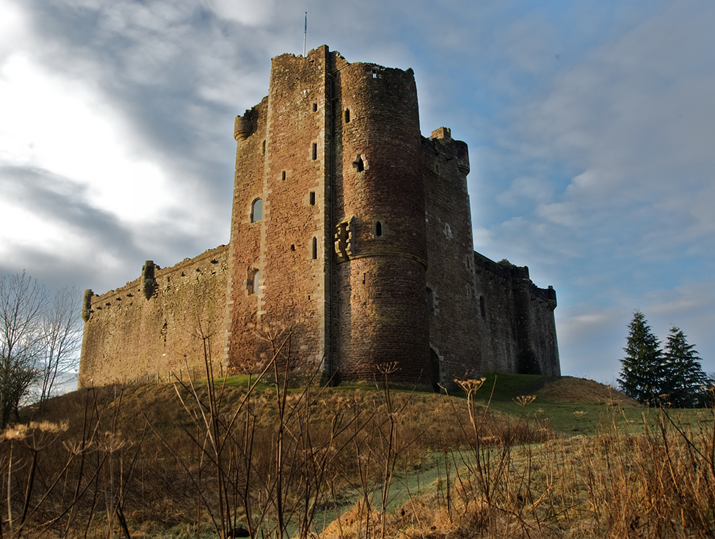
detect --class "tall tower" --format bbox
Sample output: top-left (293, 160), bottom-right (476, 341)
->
top-left (226, 46), bottom-right (332, 373)
top-left (330, 55), bottom-right (430, 382)
top-left (226, 46), bottom-right (430, 382)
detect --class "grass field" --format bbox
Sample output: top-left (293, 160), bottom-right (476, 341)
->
top-left (3, 372), bottom-right (714, 538)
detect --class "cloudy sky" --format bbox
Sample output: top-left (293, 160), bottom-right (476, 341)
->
top-left (1, 0), bottom-right (713, 383)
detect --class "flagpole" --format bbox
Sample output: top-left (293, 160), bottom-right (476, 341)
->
top-left (303, 12), bottom-right (307, 56)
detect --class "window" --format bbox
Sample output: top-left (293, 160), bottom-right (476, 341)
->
top-left (282, 170), bottom-right (286, 181)
top-left (354, 155), bottom-right (364, 172)
top-left (375, 221), bottom-right (382, 237)
top-left (312, 237), bottom-right (318, 259)
top-left (426, 288), bottom-right (434, 313)
top-left (312, 103), bottom-right (317, 112)
top-left (248, 268), bottom-right (260, 295)
top-left (262, 140), bottom-right (266, 154)
top-left (251, 198), bottom-right (262, 222)
top-left (312, 143), bottom-right (317, 160)
top-left (345, 109), bottom-right (350, 123)
top-left (309, 191), bottom-right (315, 205)
top-left (480, 296), bottom-right (486, 319)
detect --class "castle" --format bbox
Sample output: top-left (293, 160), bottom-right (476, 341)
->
top-left (79, 45), bottom-right (560, 388)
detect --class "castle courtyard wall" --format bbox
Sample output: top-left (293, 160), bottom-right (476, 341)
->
top-left (473, 252), bottom-right (559, 376)
top-left (79, 246), bottom-right (229, 386)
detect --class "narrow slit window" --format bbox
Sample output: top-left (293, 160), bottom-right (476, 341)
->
top-left (252, 269), bottom-right (260, 294)
top-left (375, 221), bottom-right (382, 237)
top-left (309, 191), bottom-right (315, 205)
top-left (312, 237), bottom-right (318, 259)
top-left (251, 198), bottom-right (262, 222)
top-left (426, 288), bottom-right (434, 313)
top-left (282, 170), bottom-right (286, 181)
top-left (480, 296), bottom-right (486, 319)
top-left (354, 155), bottom-right (364, 172)
top-left (248, 268), bottom-right (260, 295)
top-left (312, 143), bottom-right (317, 160)
top-left (262, 140), bottom-right (266, 154)
top-left (312, 103), bottom-right (317, 112)
top-left (345, 109), bottom-right (351, 123)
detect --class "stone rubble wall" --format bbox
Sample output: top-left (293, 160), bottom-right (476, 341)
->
top-left (79, 245), bottom-right (229, 387)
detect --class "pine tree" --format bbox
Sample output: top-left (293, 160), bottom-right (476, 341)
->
top-left (661, 326), bottom-right (708, 407)
top-left (618, 311), bottom-right (664, 405)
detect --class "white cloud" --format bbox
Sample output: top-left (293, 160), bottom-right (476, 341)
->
top-left (472, 227), bottom-right (492, 250)
top-left (497, 175), bottom-right (554, 207)
top-left (0, 54), bottom-right (177, 225)
top-left (0, 1), bottom-right (27, 58)
top-left (207, 0), bottom-right (277, 26)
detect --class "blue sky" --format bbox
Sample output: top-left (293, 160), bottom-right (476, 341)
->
top-left (1, 0), bottom-right (713, 383)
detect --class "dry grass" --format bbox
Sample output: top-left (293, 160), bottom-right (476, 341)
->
top-left (1, 372), bottom-right (713, 538)
top-left (537, 377), bottom-right (639, 407)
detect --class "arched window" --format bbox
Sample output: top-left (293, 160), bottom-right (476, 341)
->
top-left (251, 199), bottom-right (262, 222)
top-left (248, 268), bottom-right (260, 295)
top-left (312, 237), bottom-right (318, 259)
top-left (375, 221), bottom-right (382, 237)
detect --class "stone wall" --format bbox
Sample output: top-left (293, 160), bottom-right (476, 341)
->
top-left (473, 253), bottom-right (560, 376)
top-left (79, 245), bottom-right (229, 387)
top-left (331, 55), bottom-right (429, 384)
top-left (227, 46), bottom-right (331, 375)
top-left (423, 128), bottom-right (486, 385)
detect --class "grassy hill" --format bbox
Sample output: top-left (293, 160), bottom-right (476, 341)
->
top-left (6, 374), bottom-right (714, 538)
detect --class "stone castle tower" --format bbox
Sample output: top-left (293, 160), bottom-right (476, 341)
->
top-left (79, 46), bottom-right (560, 388)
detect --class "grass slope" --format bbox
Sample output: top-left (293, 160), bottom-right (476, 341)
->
top-left (13, 374), bottom-right (714, 538)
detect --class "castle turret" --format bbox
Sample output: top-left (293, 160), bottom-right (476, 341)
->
top-left (331, 59), bottom-right (430, 383)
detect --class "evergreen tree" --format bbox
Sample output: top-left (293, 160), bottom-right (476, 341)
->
top-left (618, 311), bottom-right (664, 405)
top-left (662, 326), bottom-right (708, 407)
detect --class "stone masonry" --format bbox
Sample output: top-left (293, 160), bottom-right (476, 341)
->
top-left (79, 45), bottom-right (560, 388)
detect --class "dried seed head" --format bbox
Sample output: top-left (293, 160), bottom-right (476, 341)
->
top-left (3, 424), bottom-right (29, 440)
top-left (514, 395), bottom-right (537, 407)
top-left (29, 421), bottom-right (69, 434)
top-left (376, 362), bottom-right (399, 375)
top-left (455, 378), bottom-right (486, 395)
